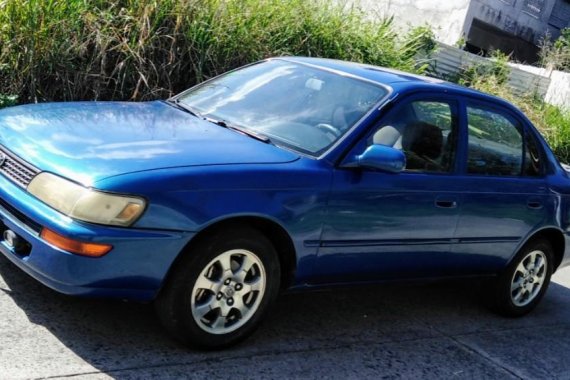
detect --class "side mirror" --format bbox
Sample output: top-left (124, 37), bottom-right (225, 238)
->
top-left (354, 144), bottom-right (406, 173)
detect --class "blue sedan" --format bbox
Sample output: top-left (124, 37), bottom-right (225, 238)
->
top-left (0, 57), bottom-right (568, 348)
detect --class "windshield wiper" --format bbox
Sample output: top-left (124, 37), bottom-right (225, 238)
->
top-left (204, 116), bottom-right (271, 144)
top-left (168, 101), bottom-right (272, 144)
top-left (166, 99), bottom-right (202, 118)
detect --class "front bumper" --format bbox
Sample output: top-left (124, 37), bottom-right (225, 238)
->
top-left (0, 174), bottom-right (193, 301)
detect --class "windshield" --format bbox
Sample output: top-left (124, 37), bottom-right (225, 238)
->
top-left (177, 60), bottom-right (388, 155)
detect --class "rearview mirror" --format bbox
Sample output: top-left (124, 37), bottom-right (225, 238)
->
top-left (305, 78), bottom-right (324, 91)
top-left (355, 144), bottom-right (406, 173)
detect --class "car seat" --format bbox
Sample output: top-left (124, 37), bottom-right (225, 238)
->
top-left (403, 122), bottom-right (443, 171)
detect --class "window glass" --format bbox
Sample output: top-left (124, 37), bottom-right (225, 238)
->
top-left (524, 132), bottom-right (542, 176)
top-left (467, 106), bottom-right (523, 176)
top-left (179, 60), bottom-right (388, 156)
top-left (524, 0), bottom-right (545, 16)
top-left (371, 100), bottom-right (457, 173)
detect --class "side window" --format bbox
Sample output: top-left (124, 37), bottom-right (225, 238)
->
top-left (371, 100), bottom-right (458, 173)
top-left (467, 106), bottom-right (523, 176)
top-left (524, 132), bottom-right (542, 176)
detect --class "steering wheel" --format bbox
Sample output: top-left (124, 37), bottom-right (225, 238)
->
top-left (315, 123), bottom-right (341, 137)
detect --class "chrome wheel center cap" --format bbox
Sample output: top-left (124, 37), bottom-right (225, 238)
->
top-left (224, 287), bottom-right (235, 298)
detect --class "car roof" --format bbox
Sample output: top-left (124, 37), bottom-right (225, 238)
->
top-left (278, 56), bottom-right (517, 110)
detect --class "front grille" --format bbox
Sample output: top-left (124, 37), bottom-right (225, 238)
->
top-left (0, 146), bottom-right (40, 188)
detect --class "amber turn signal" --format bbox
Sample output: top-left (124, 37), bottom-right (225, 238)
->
top-left (40, 228), bottom-right (112, 257)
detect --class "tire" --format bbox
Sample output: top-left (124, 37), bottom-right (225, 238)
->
top-left (489, 238), bottom-right (553, 317)
top-left (155, 226), bottom-right (281, 349)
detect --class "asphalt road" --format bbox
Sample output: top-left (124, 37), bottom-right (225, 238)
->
top-left (1, 255), bottom-right (570, 380)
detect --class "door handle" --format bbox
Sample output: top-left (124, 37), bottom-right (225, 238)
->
top-left (527, 201), bottom-right (543, 209)
top-left (435, 200), bottom-right (457, 208)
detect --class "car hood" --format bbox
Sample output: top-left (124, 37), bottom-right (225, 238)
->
top-left (0, 101), bottom-right (299, 185)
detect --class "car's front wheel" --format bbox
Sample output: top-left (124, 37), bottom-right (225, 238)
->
top-left (489, 239), bottom-right (553, 317)
top-left (155, 227), bottom-right (280, 349)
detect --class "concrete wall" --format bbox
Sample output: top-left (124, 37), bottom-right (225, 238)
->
top-left (546, 70), bottom-right (570, 109)
top-left (464, 0), bottom-right (557, 46)
top-left (512, 63), bottom-right (570, 110)
top-left (431, 43), bottom-right (552, 97)
top-left (339, 0), bottom-right (470, 46)
top-left (431, 43), bottom-right (570, 110)
top-left (548, 0), bottom-right (570, 38)
top-left (343, 0), bottom-right (569, 63)
top-left (334, 0), bottom-right (570, 110)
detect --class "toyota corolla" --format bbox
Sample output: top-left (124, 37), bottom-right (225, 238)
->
top-left (0, 57), bottom-right (569, 348)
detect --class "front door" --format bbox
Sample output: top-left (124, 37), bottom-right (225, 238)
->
top-left (313, 97), bottom-right (464, 284)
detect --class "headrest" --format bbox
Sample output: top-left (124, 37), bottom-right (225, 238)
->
top-left (404, 122), bottom-right (442, 159)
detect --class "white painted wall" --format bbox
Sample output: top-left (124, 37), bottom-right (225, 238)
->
top-left (465, 0), bottom-right (557, 45)
top-left (546, 70), bottom-right (570, 110)
top-left (339, 0), bottom-right (471, 45)
top-left (507, 63), bottom-right (570, 110)
top-left (431, 43), bottom-right (552, 97)
top-left (509, 62), bottom-right (550, 77)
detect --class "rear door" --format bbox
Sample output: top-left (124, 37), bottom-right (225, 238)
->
top-left (451, 100), bottom-right (551, 272)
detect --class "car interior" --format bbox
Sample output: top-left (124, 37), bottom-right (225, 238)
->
top-left (371, 102), bottom-right (456, 173)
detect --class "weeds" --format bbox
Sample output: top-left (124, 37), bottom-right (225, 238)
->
top-left (1, 0), bottom-right (569, 162)
top-left (539, 28), bottom-right (570, 72)
top-left (0, 0), bottom-right (435, 103)
top-left (0, 94), bottom-right (17, 109)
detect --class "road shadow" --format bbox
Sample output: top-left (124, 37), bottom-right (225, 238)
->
top-left (2, 255), bottom-right (570, 378)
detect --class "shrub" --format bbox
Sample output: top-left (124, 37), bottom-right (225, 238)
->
top-left (539, 28), bottom-right (570, 72)
top-left (457, 50), bottom-right (511, 87)
top-left (0, 94), bottom-right (17, 109)
top-left (0, 0), bottom-right (435, 103)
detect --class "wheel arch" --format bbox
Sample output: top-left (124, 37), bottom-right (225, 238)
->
top-left (159, 215), bottom-right (297, 296)
top-left (516, 227), bottom-right (565, 271)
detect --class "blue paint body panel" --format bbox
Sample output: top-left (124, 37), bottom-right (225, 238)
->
top-left (0, 100), bottom-right (298, 186)
top-left (0, 57), bottom-right (569, 301)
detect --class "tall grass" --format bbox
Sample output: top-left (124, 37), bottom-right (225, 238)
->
top-left (0, 94), bottom-right (16, 109)
top-left (0, 0), bottom-right (434, 103)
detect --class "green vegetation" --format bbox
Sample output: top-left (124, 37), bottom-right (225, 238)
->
top-left (0, 0), bottom-right (434, 104)
top-left (539, 28), bottom-right (570, 72)
top-left (0, 94), bottom-right (17, 109)
top-left (0, 0), bottom-right (569, 161)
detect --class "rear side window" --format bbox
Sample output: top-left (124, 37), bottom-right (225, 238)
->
top-left (467, 106), bottom-right (523, 176)
top-left (524, 132), bottom-right (542, 176)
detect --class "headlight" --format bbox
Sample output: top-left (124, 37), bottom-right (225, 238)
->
top-left (27, 173), bottom-right (145, 227)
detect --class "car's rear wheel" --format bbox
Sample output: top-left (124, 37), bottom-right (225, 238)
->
top-left (155, 227), bottom-right (280, 349)
top-left (489, 239), bottom-right (553, 317)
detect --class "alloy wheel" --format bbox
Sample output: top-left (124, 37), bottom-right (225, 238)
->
top-left (510, 250), bottom-right (547, 307)
top-left (190, 249), bottom-right (266, 334)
